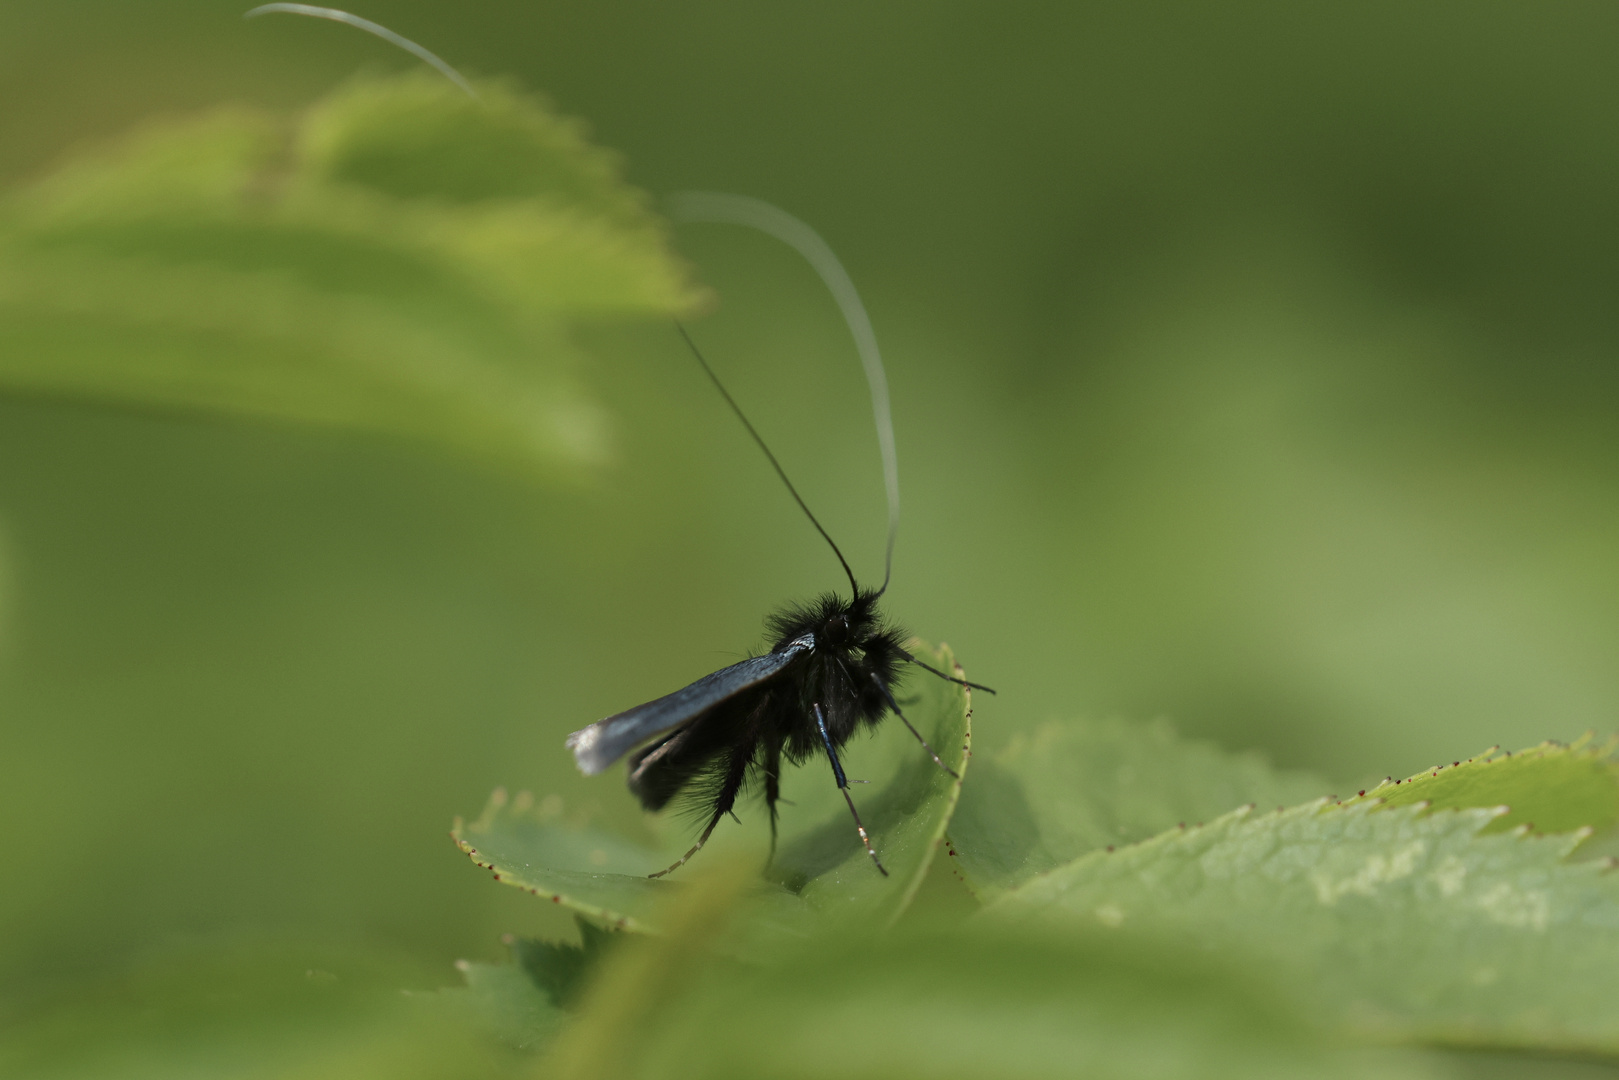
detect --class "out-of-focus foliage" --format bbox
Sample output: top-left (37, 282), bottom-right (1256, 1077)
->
top-left (0, 939), bottom-right (531, 1080)
top-left (530, 863), bottom-right (1439, 1080)
top-left (0, 73), bottom-right (699, 477)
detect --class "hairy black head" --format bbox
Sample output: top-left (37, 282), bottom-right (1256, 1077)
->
top-left (764, 589), bottom-right (908, 755)
top-left (765, 589), bottom-right (892, 651)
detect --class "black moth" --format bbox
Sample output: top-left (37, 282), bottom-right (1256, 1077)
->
top-left (567, 196), bottom-right (991, 879)
top-left (237, 9), bottom-right (990, 882)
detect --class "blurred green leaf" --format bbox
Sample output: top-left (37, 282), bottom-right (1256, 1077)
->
top-left (509, 918), bottom-right (621, 1011)
top-left (987, 797), bottom-right (1619, 1055)
top-left (453, 642), bottom-right (973, 932)
top-left (1360, 735), bottom-right (1619, 839)
top-left (541, 860), bottom-right (1440, 1080)
top-left (429, 918), bottom-right (622, 1056)
top-left (0, 938), bottom-right (524, 1080)
top-left (948, 716), bottom-right (1328, 899)
top-left (428, 961), bottom-right (563, 1055)
top-left (0, 73), bottom-right (701, 478)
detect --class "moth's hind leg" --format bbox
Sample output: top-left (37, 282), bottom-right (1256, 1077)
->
top-left (761, 735), bottom-right (785, 866)
top-left (648, 740), bottom-right (757, 880)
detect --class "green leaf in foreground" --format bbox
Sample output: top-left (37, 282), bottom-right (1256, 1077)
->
top-left (453, 641), bottom-right (973, 933)
top-left (0, 939), bottom-right (524, 1080)
top-left (948, 716), bottom-right (1328, 899)
top-left (987, 798), bottom-right (1619, 1055)
top-left (541, 862), bottom-right (1442, 1080)
top-left (0, 73), bottom-right (702, 477)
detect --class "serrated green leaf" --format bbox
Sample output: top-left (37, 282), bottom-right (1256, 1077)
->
top-left (510, 918), bottom-right (621, 1011)
top-left (428, 918), bottom-right (621, 1055)
top-left (454, 641), bottom-right (973, 932)
top-left (948, 716), bottom-right (1328, 899)
top-left (430, 960), bottom-right (564, 1053)
top-left (543, 863), bottom-right (1442, 1080)
top-left (452, 787), bottom-right (672, 932)
top-left (0, 74), bottom-right (701, 478)
top-left (987, 797), bottom-right (1619, 1055)
top-left (1355, 735), bottom-right (1619, 839)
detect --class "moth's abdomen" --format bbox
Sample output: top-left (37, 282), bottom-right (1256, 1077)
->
top-left (626, 687), bottom-right (770, 812)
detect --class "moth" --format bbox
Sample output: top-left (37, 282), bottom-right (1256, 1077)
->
top-left (239, 7), bottom-right (987, 880)
top-left (567, 195), bottom-right (990, 878)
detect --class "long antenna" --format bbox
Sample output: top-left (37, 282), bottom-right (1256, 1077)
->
top-left (243, 4), bottom-right (478, 99)
top-left (242, 16), bottom-right (891, 595)
top-left (666, 193), bottom-right (901, 595)
top-left (675, 324), bottom-right (860, 601)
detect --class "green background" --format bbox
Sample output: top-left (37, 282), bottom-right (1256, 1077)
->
top-left (4, 0), bottom-right (1619, 1040)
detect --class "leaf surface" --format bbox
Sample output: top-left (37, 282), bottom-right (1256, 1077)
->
top-left (1357, 735), bottom-right (1619, 840)
top-left (453, 787), bottom-right (672, 932)
top-left (541, 863), bottom-right (1442, 1080)
top-left (949, 716), bottom-right (1328, 898)
top-left (987, 797), bottom-right (1619, 1054)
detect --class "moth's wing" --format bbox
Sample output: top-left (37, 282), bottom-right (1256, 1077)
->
top-left (565, 634), bottom-right (814, 775)
top-left (624, 683), bottom-right (770, 811)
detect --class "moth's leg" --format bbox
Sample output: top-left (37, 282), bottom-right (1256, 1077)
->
top-left (648, 742), bottom-right (754, 880)
top-left (871, 675), bottom-right (959, 780)
top-left (814, 703), bottom-right (889, 877)
top-left (761, 735), bottom-right (784, 866)
top-left (648, 809), bottom-right (723, 880)
top-left (898, 648), bottom-right (996, 694)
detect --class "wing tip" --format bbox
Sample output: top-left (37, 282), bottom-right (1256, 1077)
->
top-left (565, 724), bottom-right (610, 776)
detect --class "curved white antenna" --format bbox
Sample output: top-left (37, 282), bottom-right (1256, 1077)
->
top-left (243, 4), bottom-right (478, 99)
top-left (666, 192), bottom-right (901, 593)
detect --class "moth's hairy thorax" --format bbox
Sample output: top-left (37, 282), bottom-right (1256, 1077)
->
top-left (766, 589), bottom-right (907, 761)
